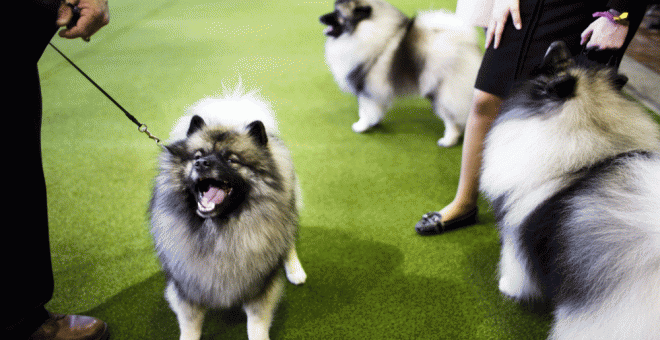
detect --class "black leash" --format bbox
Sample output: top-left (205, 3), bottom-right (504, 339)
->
top-left (48, 42), bottom-right (162, 146)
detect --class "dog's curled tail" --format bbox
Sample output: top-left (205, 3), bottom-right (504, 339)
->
top-left (415, 9), bottom-right (476, 36)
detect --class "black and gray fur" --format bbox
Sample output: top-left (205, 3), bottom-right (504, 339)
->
top-left (320, 0), bottom-right (482, 147)
top-left (149, 91), bottom-right (306, 340)
top-left (480, 41), bottom-right (660, 340)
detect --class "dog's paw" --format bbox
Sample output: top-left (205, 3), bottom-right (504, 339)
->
top-left (437, 135), bottom-right (461, 148)
top-left (498, 276), bottom-right (521, 299)
top-left (179, 330), bottom-right (202, 340)
top-left (498, 275), bottom-right (541, 300)
top-left (286, 268), bottom-right (307, 285)
top-left (352, 120), bottom-right (374, 133)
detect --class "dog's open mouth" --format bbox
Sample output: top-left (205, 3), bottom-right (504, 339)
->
top-left (320, 12), bottom-right (343, 38)
top-left (196, 179), bottom-right (233, 216)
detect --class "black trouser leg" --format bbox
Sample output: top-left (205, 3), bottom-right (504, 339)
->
top-left (3, 0), bottom-right (60, 337)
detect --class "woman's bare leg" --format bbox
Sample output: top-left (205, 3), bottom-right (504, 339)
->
top-left (439, 89), bottom-right (502, 222)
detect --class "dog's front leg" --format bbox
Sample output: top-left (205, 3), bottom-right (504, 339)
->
top-left (284, 245), bottom-right (307, 285)
top-left (243, 275), bottom-right (285, 340)
top-left (165, 282), bottom-right (206, 340)
top-left (353, 95), bottom-right (388, 133)
top-left (498, 237), bottom-right (541, 300)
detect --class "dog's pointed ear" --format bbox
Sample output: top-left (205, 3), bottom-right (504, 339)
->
top-left (247, 120), bottom-right (268, 146)
top-left (354, 5), bottom-right (372, 21)
top-left (546, 74), bottom-right (577, 99)
top-left (613, 74), bottom-right (628, 91)
top-left (162, 140), bottom-right (186, 158)
top-left (187, 115), bottom-right (206, 137)
top-left (541, 41), bottom-right (575, 74)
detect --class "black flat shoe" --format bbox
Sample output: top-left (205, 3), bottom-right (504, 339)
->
top-left (415, 207), bottom-right (478, 236)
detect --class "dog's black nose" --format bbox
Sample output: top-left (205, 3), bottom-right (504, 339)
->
top-left (320, 12), bottom-right (337, 25)
top-left (194, 157), bottom-right (214, 170)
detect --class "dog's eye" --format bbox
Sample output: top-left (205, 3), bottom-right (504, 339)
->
top-left (193, 151), bottom-right (203, 160)
top-left (226, 154), bottom-right (241, 165)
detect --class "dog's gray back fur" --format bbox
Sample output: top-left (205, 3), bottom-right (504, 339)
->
top-left (323, 0), bottom-right (480, 101)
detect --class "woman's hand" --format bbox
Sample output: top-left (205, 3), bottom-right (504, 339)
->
top-left (485, 0), bottom-right (522, 49)
top-left (581, 16), bottom-right (628, 50)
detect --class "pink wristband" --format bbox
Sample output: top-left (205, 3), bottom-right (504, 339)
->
top-left (593, 10), bottom-right (629, 26)
top-left (593, 11), bottom-right (616, 24)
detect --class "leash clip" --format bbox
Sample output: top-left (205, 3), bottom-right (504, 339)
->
top-left (139, 124), bottom-right (162, 146)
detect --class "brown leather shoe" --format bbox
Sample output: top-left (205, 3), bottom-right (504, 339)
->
top-left (29, 313), bottom-right (108, 340)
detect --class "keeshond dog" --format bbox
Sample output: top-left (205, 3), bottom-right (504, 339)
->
top-left (320, 0), bottom-right (482, 147)
top-left (480, 41), bottom-right (660, 339)
top-left (149, 88), bottom-right (307, 340)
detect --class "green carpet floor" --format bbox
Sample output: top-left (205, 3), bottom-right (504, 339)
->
top-left (37, 0), bottom-right (657, 339)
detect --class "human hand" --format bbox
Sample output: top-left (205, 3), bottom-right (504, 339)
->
top-left (57, 0), bottom-right (109, 41)
top-left (485, 0), bottom-right (522, 49)
top-left (580, 17), bottom-right (628, 50)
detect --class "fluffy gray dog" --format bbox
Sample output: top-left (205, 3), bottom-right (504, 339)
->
top-left (321, 0), bottom-right (482, 147)
top-left (149, 88), bottom-right (306, 340)
top-left (481, 41), bottom-right (660, 340)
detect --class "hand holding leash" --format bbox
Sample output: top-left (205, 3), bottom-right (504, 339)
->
top-left (56, 0), bottom-right (109, 42)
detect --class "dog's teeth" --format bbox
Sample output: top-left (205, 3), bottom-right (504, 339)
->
top-left (198, 201), bottom-right (216, 212)
top-left (197, 185), bottom-right (228, 214)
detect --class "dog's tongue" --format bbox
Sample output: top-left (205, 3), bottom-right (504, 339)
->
top-left (199, 186), bottom-right (227, 212)
top-left (324, 26), bottom-right (339, 36)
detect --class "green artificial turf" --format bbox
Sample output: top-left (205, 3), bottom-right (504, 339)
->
top-left (37, 0), bottom-right (657, 339)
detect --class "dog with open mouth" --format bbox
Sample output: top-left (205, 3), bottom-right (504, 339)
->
top-left (320, 0), bottom-right (483, 147)
top-left (149, 86), bottom-right (307, 340)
